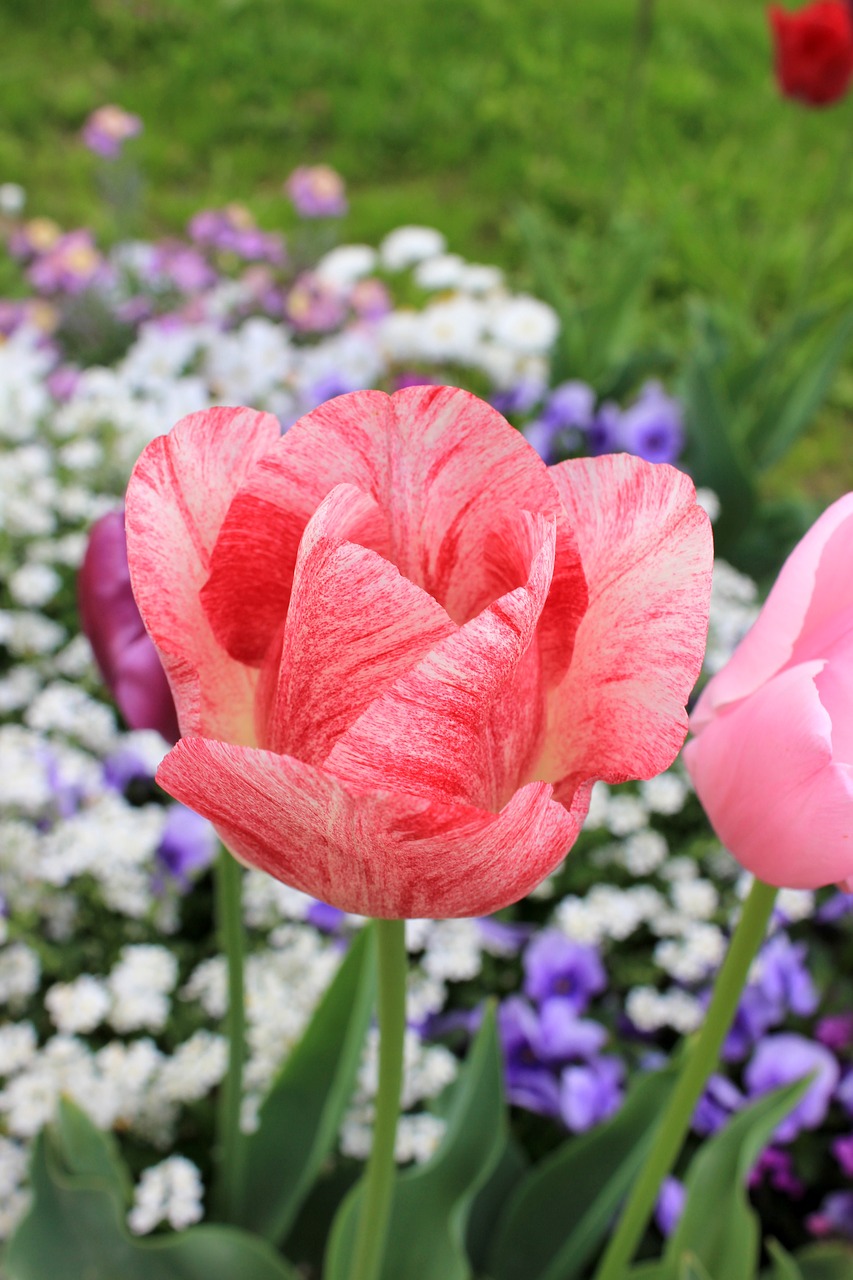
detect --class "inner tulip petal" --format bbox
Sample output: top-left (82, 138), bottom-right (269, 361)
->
top-left (260, 482), bottom-right (457, 763)
top-left (323, 510), bottom-right (556, 809)
top-left (201, 386), bottom-right (587, 682)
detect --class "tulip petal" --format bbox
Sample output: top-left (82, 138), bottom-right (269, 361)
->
top-left (125, 406), bottom-right (281, 740)
top-left (693, 493), bottom-right (853, 729)
top-left (323, 511), bottom-right (555, 809)
top-left (542, 454), bottom-right (712, 797)
top-left (683, 661), bottom-right (853, 888)
top-left (157, 736), bottom-right (580, 918)
top-left (201, 386), bottom-right (587, 680)
top-left (261, 483), bottom-right (457, 763)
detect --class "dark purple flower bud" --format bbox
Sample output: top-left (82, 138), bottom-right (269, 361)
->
top-left (523, 930), bottom-right (606, 1014)
top-left (832, 1135), bottom-right (853, 1177)
top-left (618, 382), bottom-right (684, 464)
top-left (817, 1013), bottom-right (853, 1051)
top-left (748, 1146), bottom-right (805, 1197)
top-left (78, 508), bottom-right (179, 743)
top-left (655, 1177), bottom-right (686, 1237)
top-left (744, 1034), bottom-right (839, 1142)
top-left (559, 1055), bottom-right (624, 1132)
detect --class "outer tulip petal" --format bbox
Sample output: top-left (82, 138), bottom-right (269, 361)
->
top-left (201, 386), bottom-right (587, 680)
top-left (126, 407), bottom-right (282, 740)
top-left (157, 736), bottom-right (580, 918)
top-left (541, 455), bottom-right (712, 797)
top-left (693, 493), bottom-right (853, 730)
top-left (323, 511), bottom-right (555, 809)
top-left (261, 483), bottom-right (457, 762)
top-left (683, 662), bottom-right (853, 888)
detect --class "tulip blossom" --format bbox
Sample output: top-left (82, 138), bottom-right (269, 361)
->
top-left (79, 508), bottom-right (179, 743)
top-left (125, 387), bottom-right (711, 918)
top-left (768, 2), bottom-right (853, 107)
top-left (684, 492), bottom-right (853, 890)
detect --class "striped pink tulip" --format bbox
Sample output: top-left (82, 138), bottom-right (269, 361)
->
top-left (125, 387), bottom-right (712, 918)
top-left (684, 493), bottom-right (853, 890)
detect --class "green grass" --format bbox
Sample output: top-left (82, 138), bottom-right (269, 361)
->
top-left (1, 0), bottom-right (852, 494)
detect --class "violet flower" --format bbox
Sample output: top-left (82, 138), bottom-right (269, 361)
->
top-left (585, 400), bottom-right (622, 455)
top-left (523, 930), bottom-right (606, 1014)
top-left (655, 1177), bottom-right (686, 1237)
top-left (744, 1034), bottom-right (839, 1143)
top-left (693, 1073), bottom-right (744, 1136)
top-left (618, 381), bottom-right (684, 464)
top-left (284, 165), bottom-right (348, 218)
top-left (832, 1135), bottom-right (853, 1176)
top-left (156, 804), bottom-right (217, 889)
top-left (807, 1192), bottom-right (853, 1240)
top-left (748, 1146), bottom-right (805, 1197)
top-left (78, 508), bottom-right (179, 743)
top-left (559, 1055), bottom-right (624, 1132)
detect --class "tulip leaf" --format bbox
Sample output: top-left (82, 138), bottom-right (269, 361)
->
top-left (487, 1066), bottom-right (675, 1280)
top-left (230, 922), bottom-right (376, 1243)
top-left (464, 1131), bottom-right (529, 1274)
top-left (324, 1003), bottom-right (506, 1280)
top-left (764, 1239), bottom-right (805, 1280)
top-left (658, 1078), bottom-right (810, 1280)
top-left (790, 1244), bottom-right (853, 1279)
top-left (6, 1098), bottom-right (298, 1280)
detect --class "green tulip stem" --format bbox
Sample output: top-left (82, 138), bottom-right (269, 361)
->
top-left (212, 844), bottom-right (247, 1220)
top-left (593, 876), bottom-right (778, 1280)
top-left (349, 918), bottom-right (407, 1280)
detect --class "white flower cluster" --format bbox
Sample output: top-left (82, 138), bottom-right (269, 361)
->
top-left (128, 1156), bottom-right (204, 1235)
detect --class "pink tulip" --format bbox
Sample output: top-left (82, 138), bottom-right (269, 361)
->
top-left (78, 509), bottom-right (179, 744)
top-left (683, 493), bottom-right (853, 890)
top-left (125, 388), bottom-right (712, 918)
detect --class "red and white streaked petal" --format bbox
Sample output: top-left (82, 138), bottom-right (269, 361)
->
top-left (539, 455), bottom-right (713, 800)
top-left (200, 386), bottom-right (588, 680)
top-left (125, 407), bottom-right (282, 741)
top-left (260, 483), bottom-right (457, 762)
top-left (157, 737), bottom-right (581, 918)
top-left (683, 662), bottom-right (853, 889)
top-left (323, 511), bottom-right (556, 810)
top-left (692, 493), bottom-right (853, 731)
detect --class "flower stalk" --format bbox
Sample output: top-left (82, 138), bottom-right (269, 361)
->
top-left (593, 876), bottom-right (778, 1280)
top-left (348, 918), bottom-right (407, 1280)
top-left (212, 844), bottom-right (247, 1220)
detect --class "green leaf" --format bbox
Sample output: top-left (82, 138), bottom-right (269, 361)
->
top-left (678, 1255), bottom-right (715, 1280)
top-left (6, 1099), bottom-right (298, 1280)
top-left (324, 1003), bottom-right (506, 1280)
top-left (464, 1133), bottom-right (528, 1274)
top-left (764, 1239), bottom-right (805, 1280)
top-left (678, 354), bottom-right (757, 556)
top-left (487, 1067), bottom-right (675, 1280)
top-left (745, 304), bottom-right (853, 470)
top-left (792, 1243), bottom-right (853, 1279)
top-left (230, 923), bottom-right (376, 1243)
top-left (661, 1079), bottom-right (810, 1280)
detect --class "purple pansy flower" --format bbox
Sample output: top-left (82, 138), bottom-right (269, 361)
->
top-left (560, 1055), bottom-right (624, 1132)
top-left (693, 1073), bottom-right (744, 1136)
top-left (535, 1001), bottom-right (608, 1065)
top-left (523, 930), bottom-right (606, 1014)
top-left (156, 804), bottom-right (217, 889)
top-left (617, 381), bottom-right (684, 464)
top-left (585, 400), bottom-right (622, 455)
top-left (748, 1146), bottom-right (805, 1197)
top-left (745, 1034), bottom-right (840, 1143)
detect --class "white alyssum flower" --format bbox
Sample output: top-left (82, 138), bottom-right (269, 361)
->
top-left (0, 1136), bottom-right (29, 1241)
top-left (671, 878), bottom-right (720, 921)
top-left (128, 1156), bottom-right (204, 1235)
top-left (380, 225), bottom-right (446, 270)
top-left (413, 252), bottom-right (467, 290)
top-left (0, 944), bottom-right (40, 1009)
top-left (26, 681), bottom-right (117, 752)
top-left (641, 771), bottom-right (690, 816)
top-left (0, 182), bottom-right (25, 214)
top-left (603, 792), bottom-right (649, 837)
top-left (654, 923), bottom-right (726, 984)
top-left (488, 295), bottom-right (559, 354)
top-left (108, 945), bottom-right (179, 1033)
top-left (620, 829), bottom-right (669, 876)
top-left (8, 563), bottom-right (62, 608)
top-left (0, 609), bottom-right (66, 656)
top-left (420, 919), bottom-right (484, 982)
top-left (0, 665), bottom-right (42, 713)
top-left (157, 1032), bottom-right (227, 1105)
top-left (776, 889), bottom-right (815, 923)
top-left (626, 986), bottom-right (704, 1035)
top-left (315, 244), bottom-right (377, 287)
top-left (45, 975), bottom-right (111, 1034)
top-left (0, 1022), bottom-right (37, 1077)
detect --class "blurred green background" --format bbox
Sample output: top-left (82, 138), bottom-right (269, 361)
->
top-left (2, 0), bottom-right (851, 497)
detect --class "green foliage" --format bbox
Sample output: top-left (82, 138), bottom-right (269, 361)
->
top-left (324, 1004), bottom-right (506, 1280)
top-left (6, 1098), bottom-right (298, 1280)
top-left (630, 1079), bottom-right (810, 1280)
top-left (228, 923), bottom-right (376, 1243)
top-left (487, 1067), bottom-right (674, 1280)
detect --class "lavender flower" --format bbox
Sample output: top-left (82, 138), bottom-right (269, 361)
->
top-left (693, 1072), bottom-right (744, 1136)
top-left (748, 1146), bottom-right (805, 1197)
top-left (285, 165), bottom-right (348, 218)
top-left (655, 1177), bottom-right (686, 1237)
top-left (156, 805), bottom-right (217, 889)
top-left (745, 1034), bottom-right (839, 1143)
top-left (535, 1001), bottom-right (608, 1064)
top-left (585, 400), bottom-right (622, 455)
